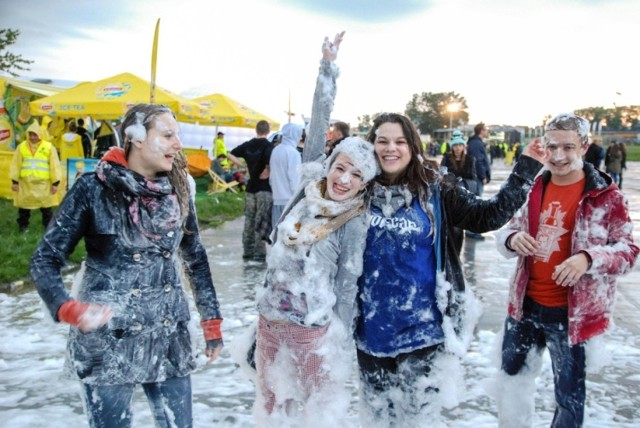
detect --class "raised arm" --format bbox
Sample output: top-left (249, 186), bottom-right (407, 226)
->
top-left (302, 31), bottom-right (345, 164)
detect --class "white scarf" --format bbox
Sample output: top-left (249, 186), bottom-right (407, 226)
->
top-left (278, 180), bottom-right (364, 248)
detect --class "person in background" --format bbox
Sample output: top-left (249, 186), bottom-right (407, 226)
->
top-left (604, 139), bottom-right (623, 187)
top-left (269, 123), bottom-right (303, 231)
top-left (10, 121), bottom-right (62, 232)
top-left (440, 131), bottom-right (477, 255)
top-left (440, 139), bottom-right (450, 156)
top-left (325, 120), bottom-right (350, 155)
top-left (214, 131), bottom-right (232, 170)
top-left (617, 140), bottom-right (627, 189)
top-left (76, 118), bottom-right (93, 158)
top-left (30, 104), bottom-right (224, 428)
top-left (59, 120), bottom-right (84, 163)
top-left (93, 121), bottom-right (117, 159)
top-left (296, 128), bottom-right (306, 156)
top-left (583, 137), bottom-right (605, 171)
top-left (514, 141), bottom-right (523, 162)
top-left (42, 115), bottom-right (64, 153)
top-left (355, 112), bottom-right (546, 427)
top-left (228, 120), bottom-right (273, 261)
top-left (493, 113), bottom-right (638, 427)
top-left (211, 153), bottom-right (234, 183)
top-left (269, 132), bottom-right (282, 147)
top-left (465, 122), bottom-right (492, 240)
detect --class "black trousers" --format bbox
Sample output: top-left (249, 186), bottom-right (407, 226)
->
top-left (17, 207), bottom-right (53, 230)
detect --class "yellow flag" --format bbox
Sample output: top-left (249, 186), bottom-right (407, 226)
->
top-left (150, 18), bottom-right (160, 104)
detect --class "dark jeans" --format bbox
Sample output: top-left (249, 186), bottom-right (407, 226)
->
top-left (81, 375), bottom-right (192, 428)
top-left (17, 207), bottom-right (53, 230)
top-left (501, 298), bottom-right (586, 428)
top-left (357, 344), bottom-right (442, 426)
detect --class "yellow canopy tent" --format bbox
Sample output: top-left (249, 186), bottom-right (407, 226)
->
top-left (0, 76), bottom-right (65, 98)
top-left (193, 93), bottom-right (280, 130)
top-left (30, 72), bottom-right (211, 124)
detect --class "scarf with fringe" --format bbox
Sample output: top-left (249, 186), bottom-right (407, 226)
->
top-left (278, 179), bottom-right (364, 248)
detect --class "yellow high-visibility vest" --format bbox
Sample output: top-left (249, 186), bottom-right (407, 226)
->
top-left (19, 141), bottom-right (53, 180)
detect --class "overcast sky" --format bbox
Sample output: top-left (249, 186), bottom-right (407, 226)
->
top-left (1, 0), bottom-right (638, 128)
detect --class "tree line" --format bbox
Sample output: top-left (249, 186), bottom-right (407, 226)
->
top-left (357, 91), bottom-right (639, 136)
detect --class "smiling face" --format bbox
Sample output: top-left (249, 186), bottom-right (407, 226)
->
top-left (373, 122), bottom-right (411, 183)
top-left (131, 112), bottom-right (182, 178)
top-left (544, 129), bottom-right (587, 185)
top-left (326, 153), bottom-right (366, 202)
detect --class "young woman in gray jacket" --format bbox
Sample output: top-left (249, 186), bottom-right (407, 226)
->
top-left (253, 32), bottom-right (378, 427)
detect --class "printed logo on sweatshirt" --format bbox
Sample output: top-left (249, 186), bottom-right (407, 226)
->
top-left (369, 213), bottom-right (420, 234)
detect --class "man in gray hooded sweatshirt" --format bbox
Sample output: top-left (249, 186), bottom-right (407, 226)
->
top-left (269, 123), bottom-right (303, 230)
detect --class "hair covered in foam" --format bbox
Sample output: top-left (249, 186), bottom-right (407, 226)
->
top-left (545, 113), bottom-right (590, 144)
top-left (324, 136), bottom-right (379, 183)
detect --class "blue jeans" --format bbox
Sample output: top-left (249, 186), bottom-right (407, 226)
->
top-left (81, 376), bottom-right (192, 428)
top-left (501, 298), bottom-right (586, 428)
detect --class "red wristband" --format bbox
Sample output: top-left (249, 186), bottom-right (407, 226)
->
top-left (57, 300), bottom-right (90, 326)
top-left (200, 318), bottom-right (223, 341)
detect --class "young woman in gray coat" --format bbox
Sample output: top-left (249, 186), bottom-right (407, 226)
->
top-left (30, 104), bottom-right (223, 428)
top-left (254, 32), bottom-right (378, 427)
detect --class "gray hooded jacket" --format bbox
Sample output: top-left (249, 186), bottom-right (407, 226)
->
top-left (270, 123), bottom-right (303, 206)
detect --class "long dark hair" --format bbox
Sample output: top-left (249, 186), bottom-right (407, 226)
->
top-left (121, 104), bottom-right (191, 222)
top-left (366, 113), bottom-right (438, 194)
top-left (449, 144), bottom-right (467, 172)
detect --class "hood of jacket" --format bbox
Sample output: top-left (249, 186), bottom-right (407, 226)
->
top-left (280, 123), bottom-right (303, 149)
top-left (26, 121), bottom-right (44, 140)
top-left (63, 132), bottom-right (78, 142)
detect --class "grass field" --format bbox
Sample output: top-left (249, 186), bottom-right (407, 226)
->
top-left (0, 175), bottom-right (245, 286)
top-left (624, 144), bottom-right (640, 161)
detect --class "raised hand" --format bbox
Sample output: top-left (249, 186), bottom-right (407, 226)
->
top-left (521, 137), bottom-right (549, 164)
top-left (322, 31), bottom-right (345, 61)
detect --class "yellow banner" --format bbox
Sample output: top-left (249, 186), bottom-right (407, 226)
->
top-left (0, 151), bottom-right (13, 199)
top-left (150, 18), bottom-right (160, 104)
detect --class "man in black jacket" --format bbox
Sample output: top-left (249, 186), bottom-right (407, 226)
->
top-left (465, 122), bottom-right (491, 239)
top-left (228, 120), bottom-right (273, 261)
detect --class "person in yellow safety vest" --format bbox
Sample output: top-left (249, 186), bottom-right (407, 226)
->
top-left (214, 131), bottom-right (231, 170)
top-left (440, 140), bottom-right (450, 155)
top-left (9, 121), bottom-right (62, 232)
